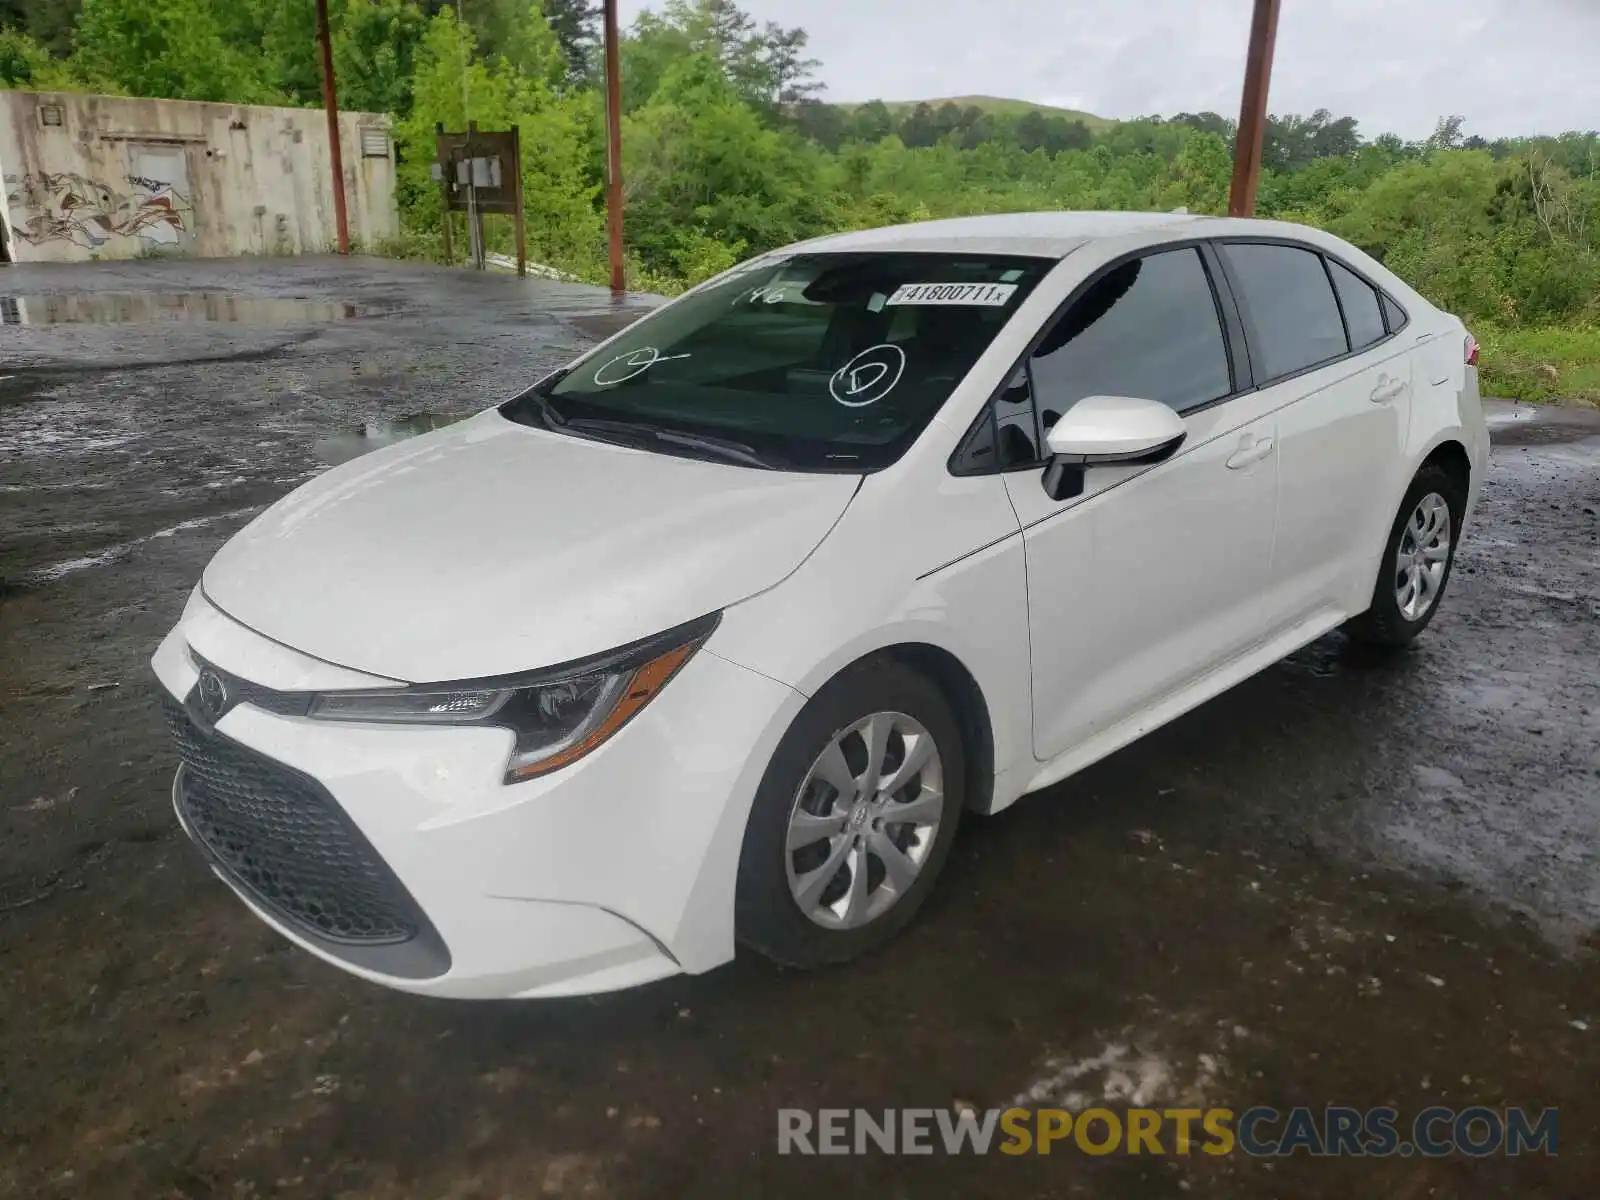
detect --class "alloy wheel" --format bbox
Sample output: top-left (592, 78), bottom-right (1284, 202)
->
top-left (784, 711), bottom-right (944, 930)
top-left (1395, 491), bottom-right (1452, 622)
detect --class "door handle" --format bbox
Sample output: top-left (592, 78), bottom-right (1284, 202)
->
top-left (1226, 434), bottom-right (1274, 469)
top-left (1370, 376), bottom-right (1408, 404)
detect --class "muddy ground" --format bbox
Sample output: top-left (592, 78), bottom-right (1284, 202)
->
top-left (1, 258), bottom-right (1596, 1199)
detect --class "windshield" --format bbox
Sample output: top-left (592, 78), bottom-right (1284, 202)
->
top-left (505, 252), bottom-right (1054, 471)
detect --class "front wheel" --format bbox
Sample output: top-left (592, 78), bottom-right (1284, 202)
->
top-left (735, 661), bottom-right (965, 968)
top-left (1346, 463), bottom-right (1466, 648)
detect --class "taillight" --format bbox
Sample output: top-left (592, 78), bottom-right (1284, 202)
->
top-left (1464, 333), bottom-right (1480, 367)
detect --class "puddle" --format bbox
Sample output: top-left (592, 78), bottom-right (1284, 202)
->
top-left (0, 292), bottom-right (398, 326)
top-left (1483, 400), bottom-right (1600, 448)
top-left (0, 371), bottom-right (56, 407)
top-left (564, 310), bottom-right (654, 341)
top-left (313, 413), bottom-right (469, 465)
top-left (1280, 632), bottom-right (1400, 678)
top-left (1490, 419), bottom-right (1600, 447)
top-left (23, 506), bottom-right (264, 585)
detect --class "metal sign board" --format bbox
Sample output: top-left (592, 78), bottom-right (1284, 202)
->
top-left (434, 126), bottom-right (519, 215)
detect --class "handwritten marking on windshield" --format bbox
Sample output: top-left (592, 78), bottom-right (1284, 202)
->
top-left (829, 344), bottom-right (906, 408)
top-left (592, 347), bottom-right (692, 386)
top-left (740, 285), bottom-right (790, 305)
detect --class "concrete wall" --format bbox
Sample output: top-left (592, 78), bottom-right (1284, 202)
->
top-left (0, 91), bottom-right (397, 263)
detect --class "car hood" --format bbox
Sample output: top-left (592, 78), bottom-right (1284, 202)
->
top-left (203, 410), bottom-right (860, 682)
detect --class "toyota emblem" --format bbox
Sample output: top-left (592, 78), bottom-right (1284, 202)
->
top-left (196, 668), bottom-right (230, 721)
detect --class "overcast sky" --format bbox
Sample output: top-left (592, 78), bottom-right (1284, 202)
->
top-left (617, 0), bottom-right (1600, 140)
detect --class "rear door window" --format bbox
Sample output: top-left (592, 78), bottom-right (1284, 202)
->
top-left (1222, 243), bottom-right (1349, 382)
top-left (1327, 259), bottom-right (1387, 351)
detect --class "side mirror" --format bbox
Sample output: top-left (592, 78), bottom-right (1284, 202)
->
top-left (1041, 395), bottom-right (1187, 501)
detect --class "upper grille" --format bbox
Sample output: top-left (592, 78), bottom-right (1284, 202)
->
top-left (190, 655), bottom-right (311, 718)
top-left (163, 696), bottom-right (420, 945)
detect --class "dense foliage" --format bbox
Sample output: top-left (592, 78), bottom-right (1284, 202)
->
top-left (4, 0), bottom-right (1597, 397)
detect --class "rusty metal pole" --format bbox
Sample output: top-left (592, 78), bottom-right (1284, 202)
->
top-left (602, 0), bottom-right (625, 292)
top-left (511, 124), bottom-right (528, 278)
top-left (315, 0), bottom-right (351, 254)
top-left (435, 123), bottom-right (454, 264)
top-left (1228, 0), bottom-right (1282, 218)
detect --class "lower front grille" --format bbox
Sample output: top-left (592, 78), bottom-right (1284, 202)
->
top-left (163, 695), bottom-right (424, 947)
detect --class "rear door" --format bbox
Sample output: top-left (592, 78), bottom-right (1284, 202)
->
top-left (1216, 241), bottom-right (1413, 626)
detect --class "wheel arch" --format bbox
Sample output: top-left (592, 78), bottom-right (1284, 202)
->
top-left (1418, 437), bottom-right (1473, 501)
top-left (821, 642), bottom-right (999, 817)
top-left (884, 643), bottom-right (997, 816)
top-left (1345, 429), bottom-right (1478, 640)
top-left (1383, 430), bottom-right (1474, 543)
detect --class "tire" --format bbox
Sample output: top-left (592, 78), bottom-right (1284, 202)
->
top-left (1346, 462), bottom-right (1467, 648)
top-left (735, 660), bottom-right (965, 969)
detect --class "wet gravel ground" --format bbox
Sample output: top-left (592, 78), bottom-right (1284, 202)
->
top-left (2, 259), bottom-right (1597, 1198)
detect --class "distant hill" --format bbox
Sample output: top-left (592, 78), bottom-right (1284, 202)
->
top-left (837, 95), bottom-right (1117, 133)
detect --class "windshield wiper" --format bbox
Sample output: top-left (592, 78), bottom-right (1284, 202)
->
top-left (501, 375), bottom-right (570, 430)
top-left (514, 402), bottom-right (780, 470)
top-left (563, 417), bottom-right (779, 469)
top-left (651, 429), bottom-right (779, 470)
top-left (562, 415), bottom-right (661, 446)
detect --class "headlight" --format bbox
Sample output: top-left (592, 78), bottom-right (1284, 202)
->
top-left (307, 613), bottom-right (718, 783)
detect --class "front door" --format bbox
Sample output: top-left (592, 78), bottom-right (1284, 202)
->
top-left (998, 245), bottom-right (1281, 762)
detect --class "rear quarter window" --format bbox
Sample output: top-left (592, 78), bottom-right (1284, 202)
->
top-left (1381, 292), bottom-right (1409, 333)
top-left (1327, 259), bottom-right (1387, 350)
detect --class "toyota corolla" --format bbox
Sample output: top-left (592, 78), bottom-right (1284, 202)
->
top-left (152, 211), bottom-right (1488, 998)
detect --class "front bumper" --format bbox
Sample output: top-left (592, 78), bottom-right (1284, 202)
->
top-left (153, 591), bottom-right (804, 999)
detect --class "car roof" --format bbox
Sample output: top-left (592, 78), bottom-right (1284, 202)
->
top-left (786, 211), bottom-right (1392, 264)
top-left (791, 211), bottom-right (1207, 258)
top-left (773, 212), bottom-right (1434, 315)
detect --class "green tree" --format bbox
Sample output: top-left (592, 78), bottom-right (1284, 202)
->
top-left (1015, 109), bottom-right (1047, 153)
top-left (335, 0), bottom-right (426, 115)
top-left (1170, 111), bottom-right (1234, 139)
top-left (753, 21), bottom-right (819, 105)
top-left (0, 25), bottom-right (80, 87)
top-left (1041, 115), bottom-right (1092, 154)
top-left (618, 7), bottom-right (690, 112)
top-left (847, 99), bottom-right (892, 143)
top-left (956, 110), bottom-right (995, 151)
top-left (398, 8), bottom-right (601, 268)
top-left (541, 0), bottom-right (595, 82)
top-left (900, 101), bottom-right (938, 148)
top-left (621, 52), bottom-right (835, 277)
top-left (793, 97), bottom-right (846, 150)
top-left (1426, 114), bottom-right (1467, 152)
top-left (72, 0), bottom-right (272, 102)
top-left (619, 0), bottom-right (813, 119)
top-left (459, 0), bottom-right (565, 85)
top-left (4, 0), bottom-right (81, 58)
top-left (1165, 129), bottom-right (1233, 213)
top-left (240, 0), bottom-right (324, 107)
top-left (929, 100), bottom-right (963, 142)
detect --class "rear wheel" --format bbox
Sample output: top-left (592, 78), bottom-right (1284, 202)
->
top-left (735, 661), bottom-right (964, 968)
top-left (1346, 463), bottom-right (1466, 648)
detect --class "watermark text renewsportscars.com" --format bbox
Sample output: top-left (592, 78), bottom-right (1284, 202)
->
top-left (777, 1106), bottom-right (1558, 1157)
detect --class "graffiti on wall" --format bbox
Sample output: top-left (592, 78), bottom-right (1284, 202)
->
top-left (2, 171), bottom-right (192, 252)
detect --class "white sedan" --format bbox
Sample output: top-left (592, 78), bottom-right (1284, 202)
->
top-left (152, 211), bottom-right (1488, 998)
